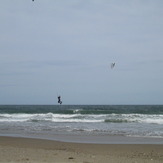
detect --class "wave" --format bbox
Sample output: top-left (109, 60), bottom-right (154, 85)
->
top-left (104, 119), bottom-right (129, 123)
top-left (0, 113), bottom-right (163, 124)
top-left (0, 113), bottom-right (102, 123)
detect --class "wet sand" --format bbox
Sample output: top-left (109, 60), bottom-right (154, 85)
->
top-left (0, 136), bottom-right (163, 163)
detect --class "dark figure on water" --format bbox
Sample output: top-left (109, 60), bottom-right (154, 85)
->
top-left (58, 96), bottom-right (62, 105)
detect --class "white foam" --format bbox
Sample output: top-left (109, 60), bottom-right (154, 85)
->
top-left (0, 113), bottom-right (163, 124)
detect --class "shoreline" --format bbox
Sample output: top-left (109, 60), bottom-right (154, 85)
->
top-left (1, 133), bottom-right (163, 144)
top-left (0, 136), bottom-right (163, 163)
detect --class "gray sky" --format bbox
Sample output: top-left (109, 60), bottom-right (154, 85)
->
top-left (0, 0), bottom-right (163, 105)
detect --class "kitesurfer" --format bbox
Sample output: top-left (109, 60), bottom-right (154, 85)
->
top-left (58, 96), bottom-right (62, 105)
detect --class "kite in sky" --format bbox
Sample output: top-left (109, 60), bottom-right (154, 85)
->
top-left (111, 63), bottom-right (115, 69)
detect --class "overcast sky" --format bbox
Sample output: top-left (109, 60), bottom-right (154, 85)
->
top-left (0, 0), bottom-right (163, 105)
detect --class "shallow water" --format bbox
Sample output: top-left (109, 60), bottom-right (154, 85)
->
top-left (0, 105), bottom-right (163, 142)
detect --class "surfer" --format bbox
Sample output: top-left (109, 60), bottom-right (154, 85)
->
top-left (58, 96), bottom-right (62, 105)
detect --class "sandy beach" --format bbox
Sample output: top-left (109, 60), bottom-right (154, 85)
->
top-left (0, 136), bottom-right (163, 163)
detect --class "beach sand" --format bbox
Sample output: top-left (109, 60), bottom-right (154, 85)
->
top-left (0, 136), bottom-right (163, 163)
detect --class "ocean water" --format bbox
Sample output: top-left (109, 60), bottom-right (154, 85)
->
top-left (0, 105), bottom-right (163, 142)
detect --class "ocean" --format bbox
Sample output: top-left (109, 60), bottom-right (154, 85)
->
top-left (0, 105), bottom-right (163, 143)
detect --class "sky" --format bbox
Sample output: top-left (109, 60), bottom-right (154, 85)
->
top-left (0, 0), bottom-right (163, 105)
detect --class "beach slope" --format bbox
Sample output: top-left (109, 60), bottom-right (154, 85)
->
top-left (0, 136), bottom-right (163, 163)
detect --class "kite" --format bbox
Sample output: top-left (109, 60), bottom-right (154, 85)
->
top-left (111, 63), bottom-right (115, 69)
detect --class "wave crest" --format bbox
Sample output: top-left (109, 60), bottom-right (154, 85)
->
top-left (104, 119), bottom-right (130, 123)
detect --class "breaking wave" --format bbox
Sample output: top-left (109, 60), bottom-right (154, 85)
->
top-left (0, 113), bottom-right (163, 124)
